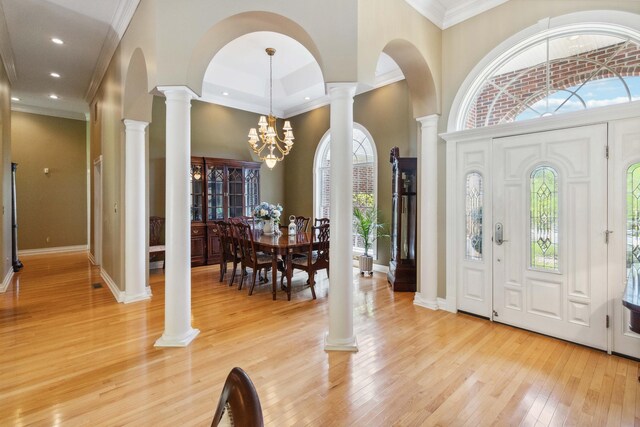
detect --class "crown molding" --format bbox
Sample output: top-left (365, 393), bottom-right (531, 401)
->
top-left (84, 0), bottom-right (140, 103)
top-left (404, 0), bottom-right (446, 28)
top-left (443, 0), bottom-right (510, 28)
top-left (0, 3), bottom-right (17, 84)
top-left (11, 103), bottom-right (88, 121)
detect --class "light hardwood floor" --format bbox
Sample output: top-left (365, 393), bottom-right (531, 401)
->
top-left (1, 252), bottom-right (638, 426)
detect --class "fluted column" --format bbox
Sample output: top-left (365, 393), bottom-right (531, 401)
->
top-left (414, 114), bottom-right (440, 310)
top-left (123, 119), bottom-right (150, 303)
top-left (154, 86), bottom-right (200, 347)
top-left (325, 83), bottom-right (358, 352)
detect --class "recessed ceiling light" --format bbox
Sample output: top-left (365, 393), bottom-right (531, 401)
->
top-left (50, 72), bottom-right (60, 78)
top-left (222, 91), bottom-right (229, 96)
top-left (304, 96), bottom-right (310, 101)
top-left (49, 94), bottom-right (59, 99)
top-left (51, 37), bottom-right (64, 45)
top-left (11, 97), bottom-right (19, 101)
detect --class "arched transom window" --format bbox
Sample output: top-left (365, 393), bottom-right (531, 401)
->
top-left (462, 30), bottom-right (640, 129)
top-left (315, 125), bottom-right (377, 253)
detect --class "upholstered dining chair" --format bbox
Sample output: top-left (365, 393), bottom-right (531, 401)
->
top-left (215, 221), bottom-right (241, 285)
top-left (232, 222), bottom-right (272, 295)
top-left (284, 223), bottom-right (330, 299)
top-left (211, 367), bottom-right (264, 427)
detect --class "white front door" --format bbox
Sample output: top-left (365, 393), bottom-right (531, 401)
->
top-left (492, 125), bottom-right (608, 350)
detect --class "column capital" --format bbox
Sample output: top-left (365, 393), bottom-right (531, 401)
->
top-left (157, 85), bottom-right (198, 100)
top-left (326, 82), bottom-right (357, 99)
top-left (123, 119), bottom-right (149, 131)
top-left (416, 114), bottom-right (440, 128)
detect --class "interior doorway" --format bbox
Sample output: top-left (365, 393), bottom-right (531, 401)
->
top-left (93, 156), bottom-right (102, 266)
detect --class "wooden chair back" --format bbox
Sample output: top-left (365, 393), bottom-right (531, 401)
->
top-left (314, 217), bottom-right (330, 227)
top-left (294, 216), bottom-right (310, 232)
top-left (149, 216), bottom-right (165, 245)
top-left (211, 367), bottom-right (264, 427)
top-left (312, 223), bottom-right (330, 272)
top-left (232, 222), bottom-right (257, 265)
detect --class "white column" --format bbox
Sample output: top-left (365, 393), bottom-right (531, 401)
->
top-left (325, 83), bottom-right (358, 352)
top-left (155, 86), bottom-right (200, 347)
top-left (123, 119), bottom-right (151, 303)
top-left (414, 114), bottom-right (440, 310)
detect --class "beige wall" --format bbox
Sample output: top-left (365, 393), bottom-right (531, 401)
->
top-left (11, 112), bottom-right (87, 250)
top-left (286, 81), bottom-right (416, 266)
top-left (149, 97), bottom-right (285, 217)
top-left (0, 56), bottom-right (10, 279)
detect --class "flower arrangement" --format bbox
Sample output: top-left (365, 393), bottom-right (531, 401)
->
top-left (253, 202), bottom-right (283, 222)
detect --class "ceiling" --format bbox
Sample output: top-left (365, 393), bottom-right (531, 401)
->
top-left (0, 0), bottom-right (507, 121)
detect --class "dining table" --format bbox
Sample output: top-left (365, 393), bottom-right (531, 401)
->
top-left (252, 230), bottom-right (317, 301)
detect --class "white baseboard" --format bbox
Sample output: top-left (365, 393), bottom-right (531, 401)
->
top-left (351, 259), bottom-right (388, 273)
top-left (0, 269), bottom-right (14, 293)
top-left (19, 245), bottom-right (88, 256)
top-left (88, 251), bottom-right (97, 265)
top-left (101, 267), bottom-right (124, 303)
top-left (149, 261), bottom-right (164, 270)
top-left (438, 297), bottom-right (455, 312)
top-left (413, 293), bottom-right (439, 310)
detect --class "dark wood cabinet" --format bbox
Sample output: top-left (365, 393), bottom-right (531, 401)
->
top-left (387, 147), bottom-right (417, 291)
top-left (190, 157), bottom-right (260, 266)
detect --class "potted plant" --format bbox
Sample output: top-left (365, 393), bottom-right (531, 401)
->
top-left (353, 206), bottom-right (388, 276)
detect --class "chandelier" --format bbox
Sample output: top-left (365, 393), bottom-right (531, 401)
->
top-left (248, 48), bottom-right (294, 169)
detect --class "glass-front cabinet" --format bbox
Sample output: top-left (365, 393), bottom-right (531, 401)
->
top-left (190, 157), bottom-right (261, 266)
top-left (387, 147), bottom-right (417, 291)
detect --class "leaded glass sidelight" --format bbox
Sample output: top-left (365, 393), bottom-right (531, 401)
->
top-left (530, 166), bottom-right (559, 270)
top-left (627, 163), bottom-right (640, 283)
top-left (465, 172), bottom-right (483, 260)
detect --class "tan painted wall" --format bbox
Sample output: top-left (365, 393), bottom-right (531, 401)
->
top-left (0, 56), bottom-right (10, 280)
top-left (286, 81), bottom-right (416, 266)
top-left (149, 97), bottom-right (285, 217)
top-left (11, 112), bottom-right (87, 250)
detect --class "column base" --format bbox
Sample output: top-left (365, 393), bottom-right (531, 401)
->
top-left (154, 328), bottom-right (200, 347)
top-left (123, 287), bottom-right (152, 304)
top-left (324, 332), bottom-right (358, 352)
top-left (413, 293), bottom-right (439, 311)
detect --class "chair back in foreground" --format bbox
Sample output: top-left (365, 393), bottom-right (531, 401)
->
top-left (215, 221), bottom-right (240, 285)
top-left (294, 216), bottom-right (310, 232)
top-left (211, 367), bottom-right (264, 427)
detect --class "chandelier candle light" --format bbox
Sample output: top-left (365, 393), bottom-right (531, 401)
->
top-left (248, 48), bottom-right (294, 169)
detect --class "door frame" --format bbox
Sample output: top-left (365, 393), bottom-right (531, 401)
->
top-left (93, 155), bottom-right (103, 266)
top-left (443, 102), bottom-right (640, 353)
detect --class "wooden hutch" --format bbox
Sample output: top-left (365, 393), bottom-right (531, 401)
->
top-left (190, 157), bottom-right (260, 266)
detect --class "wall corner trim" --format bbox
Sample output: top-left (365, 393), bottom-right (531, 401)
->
top-left (101, 267), bottom-right (124, 303)
top-left (0, 269), bottom-right (14, 293)
top-left (18, 245), bottom-right (88, 256)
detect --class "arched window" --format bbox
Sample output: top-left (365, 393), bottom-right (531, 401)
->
top-left (627, 163), bottom-right (640, 283)
top-left (314, 125), bottom-right (377, 254)
top-left (458, 26), bottom-right (640, 130)
top-left (530, 166), bottom-right (559, 271)
top-left (465, 172), bottom-right (483, 261)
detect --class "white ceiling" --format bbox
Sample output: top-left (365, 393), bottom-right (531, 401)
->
top-left (0, 0), bottom-right (506, 121)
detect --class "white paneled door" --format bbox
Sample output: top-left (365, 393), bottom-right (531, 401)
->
top-left (492, 125), bottom-right (608, 350)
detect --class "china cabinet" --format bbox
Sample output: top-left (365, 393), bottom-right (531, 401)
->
top-left (387, 147), bottom-right (417, 291)
top-left (190, 157), bottom-right (260, 266)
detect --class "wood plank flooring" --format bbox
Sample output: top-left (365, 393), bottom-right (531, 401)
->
top-left (0, 252), bottom-right (638, 426)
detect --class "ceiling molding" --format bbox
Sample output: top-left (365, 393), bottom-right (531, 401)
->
top-left (404, 0), bottom-right (447, 29)
top-left (11, 103), bottom-right (88, 121)
top-left (404, 0), bottom-right (511, 29)
top-left (0, 3), bottom-right (17, 84)
top-left (443, 0), bottom-right (510, 28)
top-left (84, 0), bottom-right (140, 103)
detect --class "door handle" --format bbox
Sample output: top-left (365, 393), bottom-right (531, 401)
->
top-left (495, 222), bottom-right (508, 245)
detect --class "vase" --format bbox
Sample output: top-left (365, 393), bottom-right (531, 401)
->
top-left (263, 218), bottom-right (274, 235)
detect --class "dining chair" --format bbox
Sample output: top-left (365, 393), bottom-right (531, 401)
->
top-left (314, 217), bottom-right (330, 227)
top-left (211, 367), bottom-right (264, 427)
top-left (232, 222), bottom-right (273, 295)
top-left (215, 221), bottom-right (241, 285)
top-left (293, 216), bottom-right (310, 232)
top-left (284, 223), bottom-right (330, 299)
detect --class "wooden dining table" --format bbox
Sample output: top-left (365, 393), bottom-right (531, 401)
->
top-left (252, 230), bottom-right (317, 301)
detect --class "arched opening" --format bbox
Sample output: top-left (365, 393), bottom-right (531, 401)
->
top-left (123, 48), bottom-right (153, 123)
top-left (313, 123), bottom-right (378, 255)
